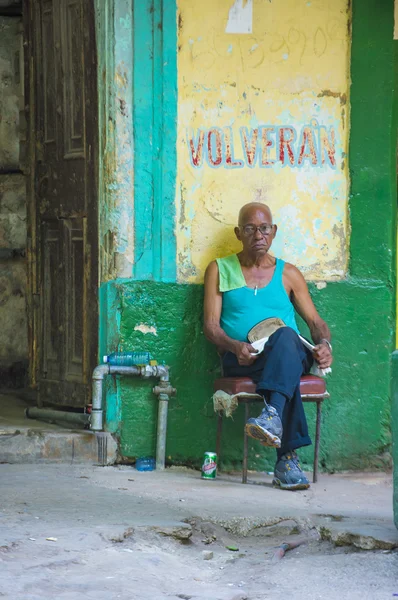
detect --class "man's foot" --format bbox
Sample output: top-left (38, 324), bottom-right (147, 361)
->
top-left (273, 452), bottom-right (310, 491)
top-left (245, 404), bottom-right (282, 447)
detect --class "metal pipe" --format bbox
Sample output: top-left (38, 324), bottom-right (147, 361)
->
top-left (155, 365), bottom-right (170, 382)
top-left (91, 364), bottom-right (110, 431)
top-left (90, 362), bottom-right (176, 470)
top-left (156, 393), bottom-right (169, 470)
top-left (25, 407), bottom-right (89, 427)
top-left (109, 365), bottom-right (141, 376)
top-left (92, 364), bottom-right (139, 432)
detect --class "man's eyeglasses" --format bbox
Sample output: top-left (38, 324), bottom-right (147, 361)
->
top-left (240, 224), bottom-right (274, 237)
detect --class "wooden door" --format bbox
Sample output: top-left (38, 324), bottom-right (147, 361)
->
top-left (24, 0), bottom-right (98, 407)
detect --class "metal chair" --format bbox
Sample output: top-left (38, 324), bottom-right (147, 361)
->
top-left (214, 374), bottom-right (329, 484)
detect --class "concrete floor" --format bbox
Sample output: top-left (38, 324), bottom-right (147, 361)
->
top-left (1, 463), bottom-right (397, 600)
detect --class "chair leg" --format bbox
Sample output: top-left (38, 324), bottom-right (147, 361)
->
top-left (216, 413), bottom-right (223, 469)
top-left (313, 400), bottom-right (322, 484)
top-left (243, 403), bottom-right (249, 484)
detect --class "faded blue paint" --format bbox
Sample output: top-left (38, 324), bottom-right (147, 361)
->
top-left (113, 0), bottom-right (134, 258)
top-left (95, 0), bottom-right (135, 281)
top-left (133, 0), bottom-right (177, 282)
top-left (132, 0), bottom-right (153, 280)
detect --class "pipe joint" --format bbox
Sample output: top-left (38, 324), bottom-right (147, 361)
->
top-left (153, 384), bottom-right (176, 397)
top-left (140, 365), bottom-right (158, 378)
top-left (155, 365), bottom-right (170, 382)
top-left (92, 364), bottom-right (110, 380)
top-left (90, 409), bottom-right (103, 431)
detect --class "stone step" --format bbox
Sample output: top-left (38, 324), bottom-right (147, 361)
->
top-left (0, 428), bottom-right (118, 465)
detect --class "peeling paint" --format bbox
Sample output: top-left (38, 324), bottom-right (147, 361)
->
top-left (225, 0), bottom-right (253, 34)
top-left (96, 1), bottom-right (135, 282)
top-left (134, 323), bottom-right (158, 336)
top-left (176, 0), bottom-right (350, 283)
top-left (317, 89), bottom-right (347, 106)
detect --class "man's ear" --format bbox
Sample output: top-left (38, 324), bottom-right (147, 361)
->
top-left (273, 224), bottom-right (278, 237)
top-left (234, 226), bottom-right (241, 241)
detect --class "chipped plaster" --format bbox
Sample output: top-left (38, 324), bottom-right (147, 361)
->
top-left (176, 0), bottom-right (351, 283)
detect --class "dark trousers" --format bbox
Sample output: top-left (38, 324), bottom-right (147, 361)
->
top-left (222, 327), bottom-right (313, 455)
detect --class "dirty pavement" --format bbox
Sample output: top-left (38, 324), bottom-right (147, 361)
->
top-left (0, 464), bottom-right (397, 600)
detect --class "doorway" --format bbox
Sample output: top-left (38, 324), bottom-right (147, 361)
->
top-left (24, 0), bottom-right (98, 407)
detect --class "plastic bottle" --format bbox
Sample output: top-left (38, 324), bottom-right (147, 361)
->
top-left (136, 457), bottom-right (155, 471)
top-left (103, 351), bottom-right (151, 366)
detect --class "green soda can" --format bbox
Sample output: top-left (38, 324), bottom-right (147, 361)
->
top-left (201, 452), bottom-right (217, 480)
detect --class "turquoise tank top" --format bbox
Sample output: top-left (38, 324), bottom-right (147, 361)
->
top-left (217, 254), bottom-right (300, 342)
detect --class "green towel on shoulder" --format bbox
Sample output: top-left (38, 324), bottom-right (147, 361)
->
top-left (216, 254), bottom-right (246, 292)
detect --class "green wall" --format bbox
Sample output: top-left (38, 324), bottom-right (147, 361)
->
top-left (107, 275), bottom-right (394, 473)
top-left (97, 0), bottom-right (398, 478)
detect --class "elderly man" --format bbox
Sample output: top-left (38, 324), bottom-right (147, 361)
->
top-left (204, 202), bottom-right (332, 491)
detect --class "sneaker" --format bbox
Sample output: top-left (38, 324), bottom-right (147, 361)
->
top-left (273, 452), bottom-right (310, 491)
top-left (245, 404), bottom-right (282, 447)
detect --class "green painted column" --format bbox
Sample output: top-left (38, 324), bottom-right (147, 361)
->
top-left (352, 0), bottom-right (398, 527)
top-left (351, 0), bottom-right (397, 526)
top-left (350, 0), bottom-right (397, 283)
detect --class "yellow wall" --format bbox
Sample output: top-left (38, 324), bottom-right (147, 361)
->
top-left (176, 0), bottom-right (350, 283)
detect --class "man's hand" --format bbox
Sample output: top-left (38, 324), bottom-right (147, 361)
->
top-left (234, 342), bottom-right (258, 366)
top-left (313, 342), bottom-right (333, 369)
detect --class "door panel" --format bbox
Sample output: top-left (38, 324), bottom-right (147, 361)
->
top-left (41, 221), bottom-right (63, 383)
top-left (64, 218), bottom-right (85, 380)
top-left (42, 1), bottom-right (57, 146)
top-left (63, 0), bottom-right (85, 158)
top-left (25, 0), bottom-right (98, 407)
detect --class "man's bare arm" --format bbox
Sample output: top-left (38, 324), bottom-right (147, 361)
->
top-left (203, 261), bottom-right (256, 366)
top-left (283, 263), bottom-right (332, 368)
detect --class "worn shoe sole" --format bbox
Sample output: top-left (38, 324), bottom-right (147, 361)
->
top-left (272, 477), bottom-right (310, 491)
top-left (244, 423), bottom-right (281, 448)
